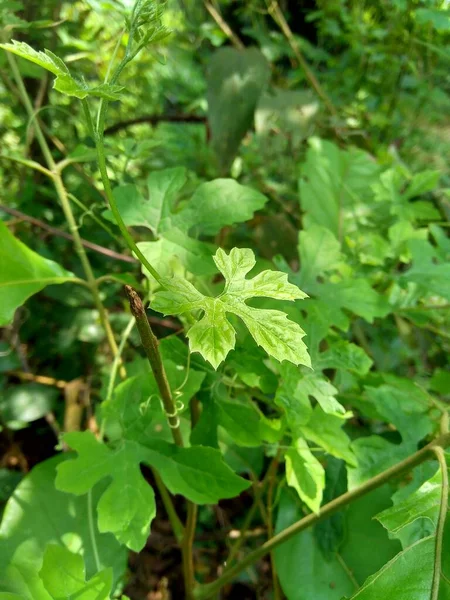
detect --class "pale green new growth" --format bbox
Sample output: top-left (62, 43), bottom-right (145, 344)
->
top-left (153, 247), bottom-right (311, 369)
top-left (285, 438), bottom-right (325, 514)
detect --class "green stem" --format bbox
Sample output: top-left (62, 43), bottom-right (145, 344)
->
top-left (183, 502), bottom-right (198, 599)
top-left (68, 193), bottom-right (123, 246)
top-left (153, 469), bottom-right (185, 543)
top-left (193, 432), bottom-right (450, 600)
top-left (94, 129), bottom-right (162, 283)
top-left (53, 173), bottom-right (125, 376)
top-left (86, 96), bottom-right (163, 284)
top-left (431, 446), bottom-right (448, 600)
top-left (7, 53), bottom-right (123, 374)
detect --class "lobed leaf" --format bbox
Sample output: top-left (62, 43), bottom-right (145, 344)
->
top-left (0, 40), bottom-right (123, 99)
top-left (153, 247), bottom-right (310, 369)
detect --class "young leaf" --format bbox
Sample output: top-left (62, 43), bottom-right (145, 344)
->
top-left (153, 247), bottom-right (310, 369)
top-left (285, 438), bottom-right (325, 513)
top-left (0, 221), bottom-right (74, 326)
top-left (39, 545), bottom-right (112, 600)
top-left (300, 405), bottom-right (356, 466)
top-left (0, 41), bottom-right (123, 99)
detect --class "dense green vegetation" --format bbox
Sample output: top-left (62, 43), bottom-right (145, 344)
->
top-left (0, 1), bottom-right (449, 598)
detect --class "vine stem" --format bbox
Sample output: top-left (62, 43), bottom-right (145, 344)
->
top-left (6, 53), bottom-right (124, 376)
top-left (124, 285), bottom-right (197, 598)
top-left (431, 448), bottom-right (449, 599)
top-left (83, 97), bottom-right (163, 285)
top-left (193, 432), bottom-right (450, 600)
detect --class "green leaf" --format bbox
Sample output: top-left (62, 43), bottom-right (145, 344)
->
top-left (346, 536), bottom-right (434, 600)
top-left (187, 298), bottom-right (236, 369)
top-left (0, 455), bottom-right (126, 597)
top-left (298, 137), bottom-right (380, 238)
top-left (285, 438), bottom-right (325, 513)
top-left (0, 41), bottom-right (123, 99)
top-left (297, 224), bottom-right (342, 288)
top-left (316, 341), bottom-right (373, 376)
top-left (102, 364), bottom-right (205, 445)
top-left (0, 383), bottom-right (58, 428)
top-left (300, 405), bottom-right (356, 466)
top-left (340, 485), bottom-right (402, 585)
top-left (153, 247), bottom-right (310, 369)
top-left (401, 239), bottom-right (450, 301)
top-left (364, 384), bottom-right (432, 445)
top-left (56, 429), bottom-right (250, 550)
top-left (214, 391), bottom-right (262, 447)
top-left (142, 441), bottom-right (251, 503)
top-left (415, 8), bottom-right (450, 32)
top-left (376, 468), bottom-right (441, 548)
top-left (39, 545), bottom-right (112, 600)
top-left (176, 179), bottom-right (268, 236)
top-left (314, 458), bottom-right (347, 558)
top-left (137, 229), bottom-right (216, 279)
top-left (275, 490), bottom-right (355, 600)
top-left (0, 221), bottom-right (74, 326)
top-left (275, 363), bottom-right (313, 432)
top-left (108, 167), bottom-right (187, 234)
top-left (275, 486), bottom-right (401, 600)
top-left (348, 437), bottom-right (411, 489)
top-left (55, 432), bottom-right (156, 552)
top-left (207, 47), bottom-right (270, 173)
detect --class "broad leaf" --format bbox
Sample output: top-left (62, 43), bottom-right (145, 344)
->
top-left (108, 167), bottom-right (187, 234)
top-left (207, 47), bottom-right (270, 173)
top-left (285, 438), bottom-right (325, 513)
top-left (275, 490), bottom-right (355, 600)
top-left (298, 137), bottom-right (380, 238)
top-left (0, 221), bottom-right (74, 325)
top-left (0, 41), bottom-right (123, 99)
top-left (39, 545), bottom-right (112, 600)
top-left (56, 430), bottom-right (250, 551)
top-left (55, 432), bottom-right (157, 553)
top-left (297, 224), bottom-right (342, 288)
top-left (0, 455), bottom-right (126, 597)
top-left (153, 247), bottom-right (310, 368)
top-left (348, 437), bottom-right (412, 489)
top-left (377, 469), bottom-right (441, 548)
top-left (346, 536), bottom-right (435, 599)
top-left (137, 229), bottom-right (216, 279)
top-left (176, 179), bottom-right (268, 235)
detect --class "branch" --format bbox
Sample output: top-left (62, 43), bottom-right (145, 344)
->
top-left (194, 432), bottom-right (450, 599)
top-left (0, 204), bottom-right (137, 264)
top-left (124, 285), bottom-right (184, 446)
top-left (104, 113), bottom-right (206, 135)
top-left (203, 1), bottom-right (244, 50)
top-left (266, 0), bottom-right (337, 118)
